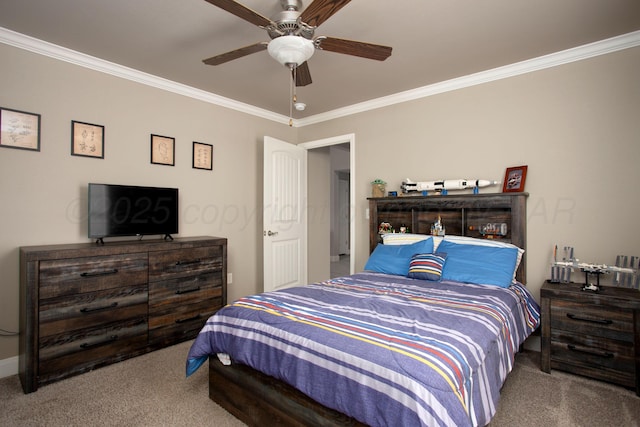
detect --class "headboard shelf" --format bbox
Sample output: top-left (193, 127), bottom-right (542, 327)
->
top-left (368, 192), bottom-right (529, 283)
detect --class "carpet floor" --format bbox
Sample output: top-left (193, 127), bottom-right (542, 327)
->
top-left (1, 341), bottom-right (638, 426)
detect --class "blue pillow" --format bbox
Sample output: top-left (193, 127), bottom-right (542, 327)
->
top-left (364, 238), bottom-right (434, 276)
top-left (438, 240), bottom-right (518, 288)
top-left (408, 252), bottom-right (447, 281)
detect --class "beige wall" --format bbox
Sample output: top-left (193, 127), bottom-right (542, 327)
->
top-left (1, 41), bottom-right (639, 364)
top-left (299, 46), bottom-right (640, 303)
top-left (0, 43), bottom-right (295, 360)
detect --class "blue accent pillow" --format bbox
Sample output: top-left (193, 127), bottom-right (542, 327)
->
top-left (364, 238), bottom-right (434, 276)
top-left (408, 252), bottom-right (447, 281)
top-left (438, 240), bottom-right (519, 288)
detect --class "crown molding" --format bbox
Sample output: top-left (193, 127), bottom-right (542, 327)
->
top-left (296, 30), bottom-right (640, 127)
top-left (2, 26), bottom-right (639, 128)
top-left (0, 27), bottom-right (290, 125)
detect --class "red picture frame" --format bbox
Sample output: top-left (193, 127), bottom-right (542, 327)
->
top-left (502, 165), bottom-right (528, 193)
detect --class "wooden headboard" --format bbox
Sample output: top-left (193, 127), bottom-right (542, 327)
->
top-left (368, 193), bottom-right (529, 284)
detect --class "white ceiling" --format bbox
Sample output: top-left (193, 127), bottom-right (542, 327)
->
top-left (1, 0), bottom-right (639, 120)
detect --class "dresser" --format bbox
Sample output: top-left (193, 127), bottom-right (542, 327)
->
top-left (19, 236), bottom-right (227, 393)
top-left (540, 281), bottom-right (640, 395)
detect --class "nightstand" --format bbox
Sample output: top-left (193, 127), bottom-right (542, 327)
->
top-left (540, 281), bottom-right (640, 396)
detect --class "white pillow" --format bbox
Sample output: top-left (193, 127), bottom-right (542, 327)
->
top-left (381, 233), bottom-right (433, 246)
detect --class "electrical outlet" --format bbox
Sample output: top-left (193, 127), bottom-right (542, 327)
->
top-left (227, 273), bottom-right (232, 284)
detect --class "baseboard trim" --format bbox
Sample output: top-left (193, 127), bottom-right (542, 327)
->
top-left (0, 356), bottom-right (19, 379)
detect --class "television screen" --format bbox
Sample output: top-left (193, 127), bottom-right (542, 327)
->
top-left (88, 183), bottom-right (178, 240)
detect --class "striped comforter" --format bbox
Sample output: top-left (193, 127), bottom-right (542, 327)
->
top-left (186, 272), bottom-right (540, 427)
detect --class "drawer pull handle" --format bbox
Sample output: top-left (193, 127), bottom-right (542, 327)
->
top-left (566, 313), bottom-right (613, 325)
top-left (80, 268), bottom-right (119, 278)
top-left (80, 335), bottom-right (118, 349)
top-left (176, 314), bottom-right (201, 324)
top-left (175, 259), bottom-right (201, 266)
top-left (567, 344), bottom-right (614, 359)
top-left (175, 286), bottom-right (201, 295)
top-left (80, 302), bottom-right (118, 313)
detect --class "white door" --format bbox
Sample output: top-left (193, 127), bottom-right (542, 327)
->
top-left (263, 136), bottom-right (307, 292)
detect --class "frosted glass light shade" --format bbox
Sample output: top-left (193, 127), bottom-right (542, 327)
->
top-left (267, 35), bottom-right (315, 66)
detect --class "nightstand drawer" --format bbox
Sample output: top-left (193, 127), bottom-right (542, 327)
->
top-left (550, 331), bottom-right (635, 388)
top-left (549, 299), bottom-right (633, 342)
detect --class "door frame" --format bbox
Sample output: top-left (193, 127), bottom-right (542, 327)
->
top-left (299, 133), bottom-right (355, 276)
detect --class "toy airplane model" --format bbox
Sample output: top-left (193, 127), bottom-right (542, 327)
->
top-left (401, 179), bottom-right (499, 194)
top-left (550, 245), bottom-right (639, 291)
top-left (553, 260), bottom-right (635, 275)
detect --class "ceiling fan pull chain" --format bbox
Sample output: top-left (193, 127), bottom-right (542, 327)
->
top-left (289, 64), bottom-right (295, 126)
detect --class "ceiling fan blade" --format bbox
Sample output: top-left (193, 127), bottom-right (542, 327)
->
top-left (293, 62), bottom-right (312, 87)
top-left (203, 42), bottom-right (268, 65)
top-left (300, 0), bottom-right (352, 27)
top-left (204, 0), bottom-right (272, 27)
top-left (317, 37), bottom-right (392, 61)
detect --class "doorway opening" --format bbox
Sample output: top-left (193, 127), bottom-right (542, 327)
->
top-left (299, 134), bottom-right (355, 281)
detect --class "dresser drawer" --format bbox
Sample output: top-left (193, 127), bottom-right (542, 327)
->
top-left (549, 299), bottom-right (633, 342)
top-left (39, 253), bottom-right (148, 298)
top-left (39, 284), bottom-right (148, 337)
top-left (149, 246), bottom-right (223, 281)
top-left (148, 299), bottom-right (220, 346)
top-left (148, 272), bottom-right (222, 306)
top-left (38, 316), bottom-right (148, 384)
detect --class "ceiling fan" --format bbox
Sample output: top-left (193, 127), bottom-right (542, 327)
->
top-left (202, 0), bottom-right (393, 87)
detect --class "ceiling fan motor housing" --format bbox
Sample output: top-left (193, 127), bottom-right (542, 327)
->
top-left (280, 0), bottom-right (302, 11)
top-left (268, 10), bottom-right (314, 40)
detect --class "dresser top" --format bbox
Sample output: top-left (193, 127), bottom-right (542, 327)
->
top-left (20, 236), bottom-right (227, 261)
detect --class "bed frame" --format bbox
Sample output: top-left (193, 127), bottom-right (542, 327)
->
top-left (208, 192), bottom-right (529, 426)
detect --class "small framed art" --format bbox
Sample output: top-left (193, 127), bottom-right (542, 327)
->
top-left (71, 120), bottom-right (104, 158)
top-left (502, 165), bottom-right (528, 193)
top-left (192, 141), bottom-right (213, 170)
top-left (0, 107), bottom-right (41, 151)
top-left (151, 134), bottom-right (175, 166)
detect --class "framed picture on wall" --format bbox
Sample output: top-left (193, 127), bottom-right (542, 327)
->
top-left (502, 165), bottom-right (528, 192)
top-left (150, 134), bottom-right (175, 166)
top-left (0, 107), bottom-right (41, 151)
top-left (192, 141), bottom-right (213, 170)
top-left (71, 120), bottom-right (104, 158)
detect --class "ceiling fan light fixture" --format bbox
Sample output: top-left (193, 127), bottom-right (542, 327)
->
top-left (267, 35), bottom-right (315, 67)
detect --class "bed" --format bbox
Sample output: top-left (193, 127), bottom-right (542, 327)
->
top-left (186, 194), bottom-right (539, 427)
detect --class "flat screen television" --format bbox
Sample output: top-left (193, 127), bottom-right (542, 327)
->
top-left (88, 183), bottom-right (178, 243)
